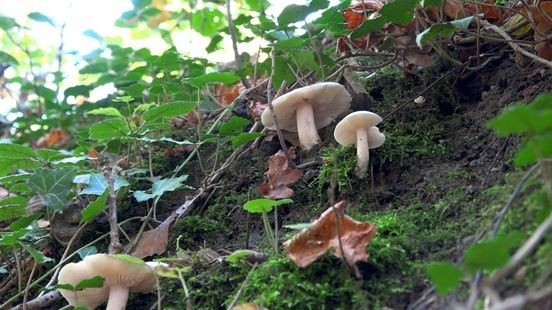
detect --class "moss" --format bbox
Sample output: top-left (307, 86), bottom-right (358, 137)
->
top-left (171, 215), bottom-right (227, 249)
top-left (234, 257), bottom-right (368, 309)
top-left (312, 146), bottom-right (357, 196)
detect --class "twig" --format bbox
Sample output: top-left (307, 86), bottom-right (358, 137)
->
top-left (227, 263), bottom-right (258, 310)
top-left (267, 47), bottom-right (295, 168)
top-left (11, 291), bottom-right (61, 310)
top-left (226, 0), bottom-right (252, 89)
top-left (487, 285), bottom-right (552, 310)
top-left (480, 19), bottom-right (552, 69)
top-left (103, 167), bottom-right (122, 254)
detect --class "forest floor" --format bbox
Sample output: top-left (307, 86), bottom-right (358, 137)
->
top-left (115, 57), bottom-right (551, 309)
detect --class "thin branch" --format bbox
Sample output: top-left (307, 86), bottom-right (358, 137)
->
top-left (103, 167), bottom-right (122, 254)
top-left (226, 0), bottom-right (252, 89)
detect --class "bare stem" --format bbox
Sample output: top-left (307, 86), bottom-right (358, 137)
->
top-left (296, 101), bottom-right (320, 151)
top-left (355, 128), bottom-right (369, 179)
top-left (103, 168), bottom-right (122, 255)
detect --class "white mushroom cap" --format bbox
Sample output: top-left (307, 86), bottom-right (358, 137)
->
top-left (261, 82), bottom-right (351, 150)
top-left (261, 82), bottom-right (351, 131)
top-left (334, 111), bottom-right (384, 147)
top-left (58, 254), bottom-right (162, 309)
top-left (334, 111), bottom-right (385, 178)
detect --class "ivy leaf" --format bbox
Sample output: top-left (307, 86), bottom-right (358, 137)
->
top-left (426, 262), bottom-right (463, 295)
top-left (0, 51), bottom-right (19, 65)
top-left (27, 167), bottom-right (78, 212)
top-left (189, 72), bottom-right (241, 88)
top-left (133, 176), bottom-right (190, 202)
top-left (219, 116), bottom-right (250, 136)
top-left (89, 118), bottom-right (130, 141)
top-left (77, 173), bottom-right (129, 196)
top-left (27, 12), bottom-right (55, 26)
top-left (77, 246), bottom-right (97, 259)
top-left (142, 102), bottom-right (196, 121)
top-left (85, 107), bottom-right (125, 118)
top-left (416, 16), bottom-right (476, 47)
top-left (80, 190), bottom-right (108, 224)
top-left (243, 198), bottom-right (293, 213)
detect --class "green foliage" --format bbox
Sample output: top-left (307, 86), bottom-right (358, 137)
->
top-left (133, 175), bottom-right (191, 202)
top-left (27, 167), bottom-right (78, 212)
top-left (314, 146), bottom-right (357, 195)
top-left (416, 16), bottom-right (476, 47)
top-left (243, 198), bottom-right (293, 213)
top-left (235, 257), bottom-right (368, 309)
top-left (426, 262), bottom-right (463, 295)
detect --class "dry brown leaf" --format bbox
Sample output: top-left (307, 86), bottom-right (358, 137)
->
top-left (214, 84), bottom-right (240, 106)
top-left (283, 201), bottom-right (376, 268)
top-left (231, 304), bottom-right (268, 310)
top-left (36, 128), bottom-right (70, 148)
top-left (258, 148), bottom-right (302, 199)
top-left (131, 214), bottom-right (174, 258)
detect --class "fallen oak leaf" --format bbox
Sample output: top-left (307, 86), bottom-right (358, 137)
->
top-left (283, 201), bottom-right (376, 268)
top-left (258, 148), bottom-right (302, 199)
top-left (131, 214), bottom-right (175, 258)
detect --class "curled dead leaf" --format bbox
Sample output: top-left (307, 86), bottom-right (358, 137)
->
top-left (259, 148), bottom-right (302, 199)
top-left (36, 128), bottom-right (70, 148)
top-left (283, 201), bottom-right (376, 268)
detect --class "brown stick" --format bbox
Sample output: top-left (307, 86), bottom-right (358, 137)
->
top-left (103, 167), bottom-right (122, 254)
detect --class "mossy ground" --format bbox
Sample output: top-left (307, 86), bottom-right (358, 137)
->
top-left (136, 58), bottom-right (551, 309)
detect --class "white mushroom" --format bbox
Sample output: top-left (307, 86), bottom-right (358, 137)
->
top-left (261, 82), bottom-right (351, 151)
top-left (334, 111), bottom-right (385, 178)
top-left (58, 254), bottom-right (164, 310)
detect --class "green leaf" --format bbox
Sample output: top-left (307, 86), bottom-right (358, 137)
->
top-left (19, 241), bottom-right (54, 264)
top-left (142, 102), bottom-right (196, 121)
top-left (191, 7), bottom-right (225, 37)
top-left (80, 190), bottom-right (108, 224)
top-left (0, 143), bottom-right (38, 160)
top-left (0, 197), bottom-right (28, 221)
top-left (0, 15), bottom-right (18, 30)
top-left (133, 176), bottom-right (190, 202)
top-left (380, 0), bottom-right (418, 24)
top-left (231, 132), bottom-right (263, 149)
top-left (89, 118), bottom-right (130, 140)
top-left (9, 214), bottom-right (42, 230)
top-left (77, 246), bottom-right (98, 259)
top-left (278, 4), bottom-right (310, 25)
top-left (464, 232), bottom-right (523, 273)
top-left (426, 262), bottom-right (463, 295)
top-left (273, 56), bottom-right (296, 88)
top-left (488, 94), bottom-right (552, 135)
top-left (27, 12), bottom-right (54, 26)
top-left (515, 134), bottom-right (552, 166)
top-left (0, 51), bottom-right (19, 65)
top-left (114, 254), bottom-right (145, 264)
top-left (64, 85), bottom-right (92, 98)
top-left (189, 72), bottom-right (241, 88)
top-left (274, 37), bottom-right (308, 50)
top-left (243, 198), bottom-right (293, 213)
top-left (245, 0), bottom-right (270, 12)
top-left (75, 276), bottom-right (105, 289)
top-left (416, 16), bottom-right (475, 47)
top-left (80, 61), bottom-right (109, 74)
top-left (77, 173), bottom-right (129, 196)
top-left (422, 0), bottom-right (442, 7)
top-left (85, 107), bottom-right (125, 118)
top-left (226, 250), bottom-right (254, 263)
top-left (219, 116), bottom-right (251, 136)
top-left (0, 227), bottom-right (32, 245)
top-left (27, 167), bottom-right (78, 212)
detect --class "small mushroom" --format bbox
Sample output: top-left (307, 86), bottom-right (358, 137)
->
top-left (261, 82), bottom-right (351, 151)
top-left (334, 111), bottom-right (385, 178)
top-left (58, 254), bottom-right (164, 310)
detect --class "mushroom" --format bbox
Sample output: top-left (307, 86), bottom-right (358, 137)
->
top-left (58, 254), bottom-right (163, 310)
top-left (261, 82), bottom-right (351, 151)
top-left (333, 111), bottom-right (385, 178)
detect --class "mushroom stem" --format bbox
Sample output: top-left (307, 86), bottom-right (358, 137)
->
top-left (296, 101), bottom-right (320, 151)
top-left (106, 285), bottom-right (129, 310)
top-left (355, 127), bottom-right (369, 178)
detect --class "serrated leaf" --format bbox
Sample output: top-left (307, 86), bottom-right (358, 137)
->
top-left (85, 107), bottom-right (125, 118)
top-left (28, 12), bottom-right (54, 26)
top-left (80, 190), bottom-right (108, 224)
top-left (77, 246), bottom-right (97, 259)
top-left (219, 116), bottom-right (251, 136)
top-left (133, 176), bottom-right (190, 202)
top-left (189, 72), bottom-right (241, 87)
top-left (515, 134), bottom-right (552, 166)
top-left (27, 167), bottom-right (78, 212)
top-left (231, 132), bottom-right (263, 149)
top-left (426, 262), bottom-right (463, 295)
top-left (487, 94), bottom-right (552, 135)
top-left (19, 241), bottom-right (54, 264)
top-left (142, 102), bottom-right (196, 121)
top-left (0, 143), bottom-right (38, 160)
top-left (89, 118), bottom-right (129, 140)
top-left (243, 198), bottom-right (293, 213)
